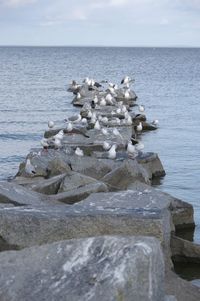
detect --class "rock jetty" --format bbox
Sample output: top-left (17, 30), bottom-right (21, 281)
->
top-left (0, 77), bottom-right (199, 300)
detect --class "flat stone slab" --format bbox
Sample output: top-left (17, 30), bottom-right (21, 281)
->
top-left (0, 236), bottom-right (165, 301)
top-left (0, 185), bottom-right (171, 249)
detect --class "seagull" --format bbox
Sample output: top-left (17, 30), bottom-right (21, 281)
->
top-left (25, 159), bottom-right (36, 175)
top-left (54, 130), bottom-right (64, 140)
top-left (127, 141), bottom-right (136, 155)
top-left (75, 147), bottom-right (84, 156)
top-left (101, 117), bottom-right (108, 125)
top-left (76, 92), bottom-right (81, 100)
top-left (121, 105), bottom-right (127, 114)
top-left (137, 122), bottom-right (143, 132)
top-left (93, 95), bottom-right (99, 104)
top-left (113, 128), bottom-right (123, 140)
top-left (121, 76), bottom-right (135, 86)
top-left (87, 110), bottom-right (92, 118)
top-left (124, 90), bottom-right (130, 99)
top-left (105, 93), bottom-right (113, 103)
top-left (138, 105), bottom-right (145, 113)
top-left (66, 122), bottom-right (73, 132)
top-left (125, 115), bottom-right (132, 125)
top-left (100, 97), bottom-right (106, 106)
top-left (101, 128), bottom-right (108, 136)
top-left (108, 144), bottom-right (117, 159)
top-left (48, 120), bottom-right (54, 129)
top-left (152, 119), bottom-right (159, 126)
top-left (94, 120), bottom-right (101, 130)
top-left (81, 118), bottom-right (88, 125)
top-left (116, 108), bottom-right (121, 114)
top-left (41, 138), bottom-right (49, 150)
top-left (103, 141), bottom-right (111, 150)
top-left (67, 113), bottom-right (82, 124)
top-left (54, 138), bottom-right (62, 149)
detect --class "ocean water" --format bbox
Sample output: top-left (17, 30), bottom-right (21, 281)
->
top-left (0, 46), bottom-right (200, 241)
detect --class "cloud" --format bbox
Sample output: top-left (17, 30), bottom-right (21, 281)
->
top-left (1, 0), bottom-right (36, 7)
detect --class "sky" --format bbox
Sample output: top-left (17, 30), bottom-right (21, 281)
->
top-left (0, 0), bottom-right (200, 47)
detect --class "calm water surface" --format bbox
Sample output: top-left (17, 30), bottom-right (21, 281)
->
top-left (0, 46), bottom-right (200, 241)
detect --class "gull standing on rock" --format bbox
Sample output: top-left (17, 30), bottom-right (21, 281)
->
top-left (137, 122), bottom-right (143, 132)
top-left (66, 122), bottom-right (73, 132)
top-left (108, 144), bottom-right (117, 159)
top-left (75, 147), bottom-right (84, 156)
top-left (121, 76), bottom-right (135, 88)
top-left (25, 159), bottom-right (36, 175)
top-left (103, 141), bottom-right (111, 150)
top-left (94, 120), bottom-right (101, 130)
top-left (101, 128), bottom-right (108, 136)
top-left (127, 141), bottom-right (136, 156)
top-left (113, 128), bottom-right (123, 140)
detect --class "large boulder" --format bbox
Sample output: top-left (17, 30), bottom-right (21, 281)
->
top-left (0, 236), bottom-right (166, 301)
top-left (100, 159), bottom-right (150, 190)
top-left (13, 174), bottom-right (66, 195)
top-left (0, 187), bottom-right (171, 249)
top-left (53, 171), bottom-right (108, 204)
top-left (0, 181), bottom-right (61, 207)
top-left (137, 152), bottom-right (166, 179)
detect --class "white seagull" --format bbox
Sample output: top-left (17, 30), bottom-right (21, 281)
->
top-left (48, 120), bottom-right (54, 129)
top-left (75, 147), bottom-right (84, 156)
top-left (108, 144), bottom-right (117, 159)
top-left (25, 159), bottom-right (36, 175)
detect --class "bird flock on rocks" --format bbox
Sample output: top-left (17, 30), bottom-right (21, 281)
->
top-left (32, 75), bottom-right (159, 174)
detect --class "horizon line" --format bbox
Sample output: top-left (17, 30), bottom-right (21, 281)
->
top-left (0, 44), bottom-right (200, 49)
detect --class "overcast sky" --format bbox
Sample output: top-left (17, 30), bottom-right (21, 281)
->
top-left (0, 0), bottom-right (200, 46)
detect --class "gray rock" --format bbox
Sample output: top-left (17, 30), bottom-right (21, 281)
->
top-left (165, 267), bottom-right (200, 301)
top-left (0, 188), bottom-right (171, 248)
top-left (0, 236), bottom-right (165, 301)
top-left (68, 156), bottom-right (115, 180)
top-left (170, 198), bottom-right (195, 230)
top-left (0, 181), bottom-right (61, 207)
top-left (52, 171), bottom-right (108, 204)
top-left (100, 159), bottom-right (150, 190)
top-left (137, 152), bottom-right (166, 178)
top-left (16, 150), bottom-right (72, 178)
top-left (22, 174), bottom-right (66, 195)
top-left (171, 235), bottom-right (200, 262)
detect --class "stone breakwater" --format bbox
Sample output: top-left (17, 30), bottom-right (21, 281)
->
top-left (0, 78), bottom-right (199, 300)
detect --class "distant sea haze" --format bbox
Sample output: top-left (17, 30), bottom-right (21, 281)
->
top-left (0, 46), bottom-right (200, 240)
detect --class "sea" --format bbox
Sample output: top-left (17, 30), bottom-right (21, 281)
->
top-left (0, 46), bottom-right (200, 241)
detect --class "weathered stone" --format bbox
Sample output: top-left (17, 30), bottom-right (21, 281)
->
top-left (100, 159), bottom-right (150, 190)
top-left (0, 181), bottom-right (61, 207)
top-left (16, 150), bottom-right (72, 178)
top-left (68, 156), bottom-right (115, 180)
top-left (170, 198), bottom-right (195, 230)
top-left (50, 171), bottom-right (108, 204)
top-left (22, 174), bottom-right (66, 195)
top-left (0, 188), bottom-right (171, 248)
top-left (165, 267), bottom-right (200, 301)
top-left (0, 236), bottom-right (165, 301)
top-left (171, 235), bottom-right (200, 263)
top-left (137, 152), bottom-right (166, 178)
